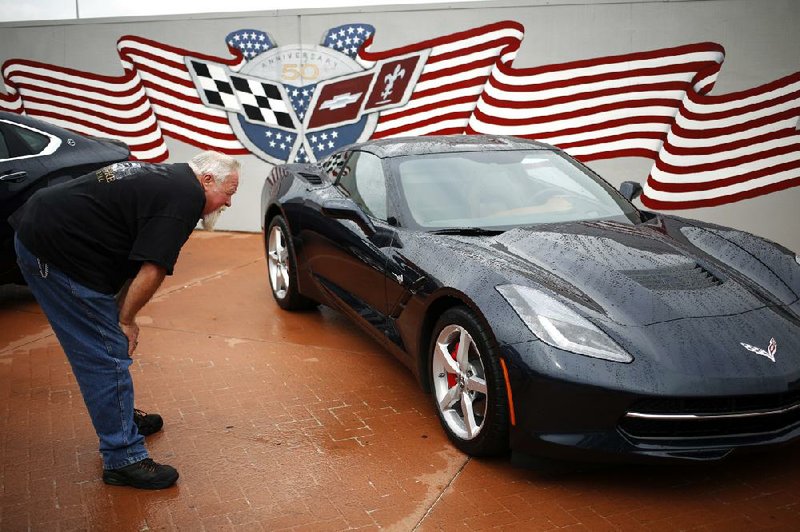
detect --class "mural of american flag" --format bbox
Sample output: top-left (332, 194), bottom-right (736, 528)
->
top-left (1, 20), bottom-right (798, 209)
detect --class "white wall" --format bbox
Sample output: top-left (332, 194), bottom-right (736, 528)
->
top-left (1, 0), bottom-right (798, 249)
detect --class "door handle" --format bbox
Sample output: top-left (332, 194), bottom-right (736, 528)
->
top-left (0, 170), bottom-right (27, 183)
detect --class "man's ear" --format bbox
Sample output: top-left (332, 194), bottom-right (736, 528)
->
top-left (201, 174), bottom-right (215, 189)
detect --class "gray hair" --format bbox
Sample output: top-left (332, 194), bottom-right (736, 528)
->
top-left (188, 151), bottom-right (241, 184)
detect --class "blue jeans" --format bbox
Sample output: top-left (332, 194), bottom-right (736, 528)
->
top-left (15, 234), bottom-right (148, 470)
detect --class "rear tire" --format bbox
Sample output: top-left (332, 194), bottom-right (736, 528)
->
top-left (266, 215), bottom-right (317, 311)
top-left (429, 306), bottom-right (509, 456)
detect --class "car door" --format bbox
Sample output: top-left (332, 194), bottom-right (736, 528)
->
top-left (303, 150), bottom-right (395, 331)
top-left (0, 120), bottom-right (52, 279)
top-left (0, 119), bottom-right (51, 199)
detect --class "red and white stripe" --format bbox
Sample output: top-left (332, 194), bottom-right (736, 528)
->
top-left (1, 59), bottom-right (168, 161)
top-left (0, 36), bottom-right (249, 161)
top-left (642, 72), bottom-right (800, 209)
top-left (468, 42), bottom-right (725, 161)
top-left (360, 20), bottom-right (524, 138)
top-left (117, 36), bottom-right (249, 157)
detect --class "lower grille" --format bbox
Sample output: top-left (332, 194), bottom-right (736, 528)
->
top-left (620, 391), bottom-right (800, 440)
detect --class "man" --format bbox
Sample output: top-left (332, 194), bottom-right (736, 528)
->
top-left (12, 151), bottom-right (240, 489)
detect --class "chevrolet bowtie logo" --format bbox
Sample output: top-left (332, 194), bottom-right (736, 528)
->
top-left (320, 92), bottom-right (363, 110)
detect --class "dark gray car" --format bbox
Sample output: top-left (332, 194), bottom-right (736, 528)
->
top-left (0, 112), bottom-right (130, 283)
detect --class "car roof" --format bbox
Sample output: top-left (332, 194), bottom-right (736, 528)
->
top-left (0, 111), bottom-right (71, 138)
top-left (345, 134), bottom-right (556, 158)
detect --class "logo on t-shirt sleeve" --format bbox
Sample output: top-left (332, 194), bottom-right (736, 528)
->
top-left (96, 161), bottom-right (145, 183)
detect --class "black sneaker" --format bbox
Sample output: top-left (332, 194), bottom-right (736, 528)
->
top-left (133, 408), bottom-right (163, 436)
top-left (103, 458), bottom-right (179, 489)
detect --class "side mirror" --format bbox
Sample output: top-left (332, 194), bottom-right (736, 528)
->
top-left (321, 198), bottom-right (376, 235)
top-left (619, 181), bottom-right (643, 201)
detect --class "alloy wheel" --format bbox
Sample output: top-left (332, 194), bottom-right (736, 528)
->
top-left (432, 324), bottom-right (489, 440)
top-left (268, 224), bottom-right (290, 299)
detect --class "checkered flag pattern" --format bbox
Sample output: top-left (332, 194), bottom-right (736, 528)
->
top-left (230, 75), bottom-right (294, 129)
top-left (191, 61), bottom-right (241, 112)
top-left (189, 60), bottom-right (295, 129)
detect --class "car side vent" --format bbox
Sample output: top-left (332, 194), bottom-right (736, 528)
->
top-left (624, 263), bottom-right (723, 291)
top-left (298, 172), bottom-right (323, 185)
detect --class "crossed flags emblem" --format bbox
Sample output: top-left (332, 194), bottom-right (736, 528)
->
top-left (185, 25), bottom-right (428, 163)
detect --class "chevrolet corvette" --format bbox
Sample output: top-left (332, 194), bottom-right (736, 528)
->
top-left (260, 135), bottom-right (800, 462)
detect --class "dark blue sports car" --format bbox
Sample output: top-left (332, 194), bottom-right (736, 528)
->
top-left (260, 135), bottom-right (800, 463)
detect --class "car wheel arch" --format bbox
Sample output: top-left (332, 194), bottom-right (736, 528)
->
top-left (263, 204), bottom-right (284, 234)
top-left (416, 289), bottom-right (499, 394)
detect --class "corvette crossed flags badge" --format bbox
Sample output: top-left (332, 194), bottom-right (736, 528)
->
top-left (186, 25), bottom-right (427, 164)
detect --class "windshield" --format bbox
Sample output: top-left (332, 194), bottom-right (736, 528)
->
top-left (392, 149), bottom-right (640, 230)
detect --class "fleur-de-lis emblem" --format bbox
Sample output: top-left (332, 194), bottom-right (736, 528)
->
top-left (768, 337), bottom-right (777, 358)
top-left (381, 64), bottom-right (406, 101)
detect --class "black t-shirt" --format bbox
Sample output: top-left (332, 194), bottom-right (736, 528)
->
top-left (15, 161), bottom-right (205, 294)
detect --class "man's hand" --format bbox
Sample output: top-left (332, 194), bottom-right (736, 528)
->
top-left (120, 320), bottom-right (140, 355)
top-left (118, 262), bottom-right (166, 356)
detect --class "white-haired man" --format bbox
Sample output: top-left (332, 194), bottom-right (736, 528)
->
top-left (12, 151), bottom-right (240, 489)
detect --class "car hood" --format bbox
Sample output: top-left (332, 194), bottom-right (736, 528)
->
top-left (437, 218), bottom-right (798, 327)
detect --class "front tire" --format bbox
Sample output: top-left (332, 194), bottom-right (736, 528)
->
top-left (429, 307), bottom-right (509, 456)
top-left (266, 215), bottom-right (317, 310)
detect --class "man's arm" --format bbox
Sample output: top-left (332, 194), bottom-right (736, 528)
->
top-left (118, 261), bottom-right (167, 355)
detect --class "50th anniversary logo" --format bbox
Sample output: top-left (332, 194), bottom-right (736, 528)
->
top-left (186, 24), bottom-right (426, 164)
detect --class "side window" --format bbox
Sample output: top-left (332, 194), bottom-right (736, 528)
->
top-left (337, 151), bottom-right (388, 220)
top-left (0, 121), bottom-right (57, 160)
top-left (0, 128), bottom-right (9, 159)
top-left (14, 125), bottom-right (49, 154)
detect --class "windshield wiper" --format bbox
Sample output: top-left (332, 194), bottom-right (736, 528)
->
top-left (430, 227), bottom-right (506, 236)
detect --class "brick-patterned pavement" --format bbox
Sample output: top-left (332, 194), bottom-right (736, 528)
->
top-left (1, 231), bottom-right (799, 531)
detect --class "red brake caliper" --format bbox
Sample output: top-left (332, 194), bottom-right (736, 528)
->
top-left (447, 341), bottom-right (459, 388)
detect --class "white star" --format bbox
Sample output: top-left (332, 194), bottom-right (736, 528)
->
top-left (286, 135), bottom-right (293, 143)
top-left (250, 32), bottom-right (257, 40)
top-left (269, 140), bottom-right (276, 147)
top-left (331, 131), bottom-right (338, 139)
top-left (228, 40), bottom-right (234, 46)
top-left (317, 143), bottom-right (325, 150)
top-left (356, 27), bottom-right (364, 34)
top-left (234, 34), bottom-right (241, 41)
top-left (321, 133), bottom-right (328, 140)
top-left (302, 89), bottom-right (308, 97)
top-left (347, 27), bottom-right (354, 34)
top-left (345, 37), bottom-right (352, 45)
top-left (276, 132), bottom-right (283, 140)
top-left (310, 135), bottom-right (318, 143)
top-left (328, 141), bottom-right (334, 148)
top-left (258, 34), bottom-right (265, 41)
top-left (280, 143), bottom-right (286, 150)
top-left (266, 131), bottom-right (273, 137)
top-left (292, 89), bottom-right (299, 97)
top-left (338, 29), bottom-right (345, 37)
top-left (350, 47), bottom-right (358, 55)
top-left (365, 31), bottom-right (372, 38)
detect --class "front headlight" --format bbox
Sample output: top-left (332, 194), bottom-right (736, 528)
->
top-left (497, 284), bottom-right (633, 363)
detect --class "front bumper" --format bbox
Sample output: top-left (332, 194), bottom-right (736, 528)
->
top-left (501, 342), bottom-right (800, 463)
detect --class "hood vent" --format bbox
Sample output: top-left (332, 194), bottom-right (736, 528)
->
top-left (624, 263), bottom-right (723, 291)
top-left (299, 172), bottom-right (323, 184)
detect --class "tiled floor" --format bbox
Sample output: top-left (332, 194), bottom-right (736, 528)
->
top-left (1, 231), bottom-right (799, 531)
